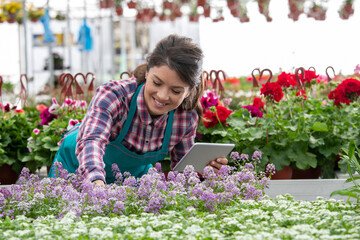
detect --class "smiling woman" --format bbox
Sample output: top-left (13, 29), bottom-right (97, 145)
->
top-left (47, 34), bottom-right (230, 185)
top-left (144, 66), bottom-right (191, 117)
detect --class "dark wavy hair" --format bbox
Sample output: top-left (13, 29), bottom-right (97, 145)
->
top-left (133, 34), bottom-right (204, 118)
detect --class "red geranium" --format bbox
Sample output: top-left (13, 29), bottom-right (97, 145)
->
top-left (296, 90), bottom-right (307, 99)
top-left (298, 70), bottom-right (319, 84)
top-left (203, 105), bottom-right (232, 128)
top-left (260, 82), bottom-right (284, 102)
top-left (328, 78), bottom-right (360, 106)
top-left (276, 72), bottom-right (297, 88)
top-left (253, 97), bottom-right (264, 109)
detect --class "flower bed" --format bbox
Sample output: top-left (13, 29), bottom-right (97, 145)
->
top-left (0, 195), bottom-right (359, 239)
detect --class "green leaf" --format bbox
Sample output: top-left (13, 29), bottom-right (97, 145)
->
top-left (312, 122), bottom-right (328, 132)
top-left (330, 189), bottom-right (360, 199)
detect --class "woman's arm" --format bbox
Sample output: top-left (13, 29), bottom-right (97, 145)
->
top-left (75, 82), bottom-right (129, 183)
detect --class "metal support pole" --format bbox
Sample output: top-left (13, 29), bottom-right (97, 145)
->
top-left (66, 0), bottom-right (72, 71)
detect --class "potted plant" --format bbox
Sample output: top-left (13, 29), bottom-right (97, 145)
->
top-left (0, 107), bottom-right (37, 184)
top-left (114, 0), bottom-right (124, 16)
top-left (307, 0), bottom-right (327, 21)
top-left (3, 2), bottom-right (22, 24)
top-left (197, 71), bottom-right (360, 179)
top-left (99, 0), bottom-right (114, 9)
top-left (257, 0), bottom-right (272, 22)
top-left (288, 0), bottom-right (305, 21)
top-left (27, 6), bottom-right (44, 22)
top-left (338, 0), bottom-right (354, 20)
top-left (127, 0), bottom-right (137, 9)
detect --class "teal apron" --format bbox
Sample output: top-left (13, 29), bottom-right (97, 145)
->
top-left (48, 83), bottom-right (174, 183)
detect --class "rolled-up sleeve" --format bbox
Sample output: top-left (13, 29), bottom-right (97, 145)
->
top-left (170, 112), bottom-right (199, 169)
top-left (76, 83), bottom-right (126, 182)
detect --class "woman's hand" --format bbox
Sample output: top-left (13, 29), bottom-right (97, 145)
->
top-left (93, 179), bottom-right (105, 186)
top-left (208, 157), bottom-right (228, 174)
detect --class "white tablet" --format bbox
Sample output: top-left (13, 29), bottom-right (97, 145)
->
top-left (172, 143), bottom-right (235, 172)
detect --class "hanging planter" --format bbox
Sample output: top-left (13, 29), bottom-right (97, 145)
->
top-left (338, 0), bottom-right (354, 20)
top-left (197, 0), bottom-right (207, 7)
top-left (227, 0), bottom-right (239, 10)
top-left (115, 7), bottom-right (123, 16)
top-left (288, 0), bottom-right (305, 21)
top-left (6, 12), bottom-right (16, 23)
top-left (307, 0), bottom-right (327, 21)
top-left (3, 2), bottom-right (22, 24)
top-left (257, 0), bottom-right (272, 22)
top-left (189, 14), bottom-right (200, 22)
top-left (238, 1), bottom-right (250, 23)
top-left (127, 0), bottom-right (137, 9)
top-left (28, 7), bottom-right (45, 23)
top-left (307, 5), bottom-right (326, 20)
top-left (99, 0), bottom-right (114, 9)
top-left (203, 5), bottom-right (211, 17)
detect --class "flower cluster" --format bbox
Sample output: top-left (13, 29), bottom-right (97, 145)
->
top-left (328, 78), bottom-right (360, 106)
top-left (0, 103), bottom-right (24, 114)
top-left (275, 70), bottom-right (319, 89)
top-left (242, 97), bottom-right (265, 118)
top-left (260, 82), bottom-right (284, 102)
top-left (200, 90), bottom-right (219, 111)
top-left (203, 105), bottom-right (232, 128)
top-left (0, 154), bottom-right (271, 219)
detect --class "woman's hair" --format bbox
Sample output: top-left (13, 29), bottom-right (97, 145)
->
top-left (133, 34), bottom-right (204, 118)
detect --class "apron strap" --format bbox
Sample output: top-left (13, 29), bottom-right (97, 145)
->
top-left (161, 110), bottom-right (173, 151)
top-left (117, 83), bottom-right (144, 142)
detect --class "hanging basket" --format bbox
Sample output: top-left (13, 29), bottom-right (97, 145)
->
top-left (288, 0), bottom-right (305, 21)
top-left (257, 0), bottom-right (272, 22)
top-left (339, 3), bottom-right (354, 20)
top-left (307, 5), bottom-right (327, 20)
top-left (189, 14), bottom-right (200, 22)
top-left (127, 1), bottom-right (137, 9)
top-left (6, 12), bottom-right (16, 23)
top-left (99, 0), bottom-right (114, 9)
top-left (115, 7), bottom-right (123, 16)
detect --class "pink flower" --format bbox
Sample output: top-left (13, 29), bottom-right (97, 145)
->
top-left (354, 64), bottom-right (360, 74)
top-left (316, 75), bottom-right (328, 84)
top-left (52, 97), bottom-right (58, 105)
top-left (322, 99), bottom-right (328, 105)
top-left (33, 128), bottom-right (40, 135)
top-left (67, 119), bottom-right (79, 130)
top-left (64, 98), bottom-right (73, 106)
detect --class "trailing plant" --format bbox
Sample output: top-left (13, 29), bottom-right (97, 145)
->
top-left (331, 139), bottom-right (360, 205)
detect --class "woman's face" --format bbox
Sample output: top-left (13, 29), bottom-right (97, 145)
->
top-left (144, 66), bottom-right (190, 117)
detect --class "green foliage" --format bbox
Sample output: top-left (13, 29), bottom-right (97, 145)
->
top-left (0, 113), bottom-right (37, 173)
top-left (331, 139), bottom-right (360, 205)
top-left (197, 93), bottom-right (360, 178)
top-left (24, 107), bottom-right (86, 168)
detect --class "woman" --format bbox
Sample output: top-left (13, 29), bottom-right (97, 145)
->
top-left (49, 34), bottom-right (228, 185)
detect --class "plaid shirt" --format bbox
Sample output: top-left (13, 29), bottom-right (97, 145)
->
top-left (61, 78), bottom-right (198, 182)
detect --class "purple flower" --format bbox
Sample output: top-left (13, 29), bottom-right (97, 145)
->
top-left (40, 107), bottom-right (58, 125)
top-left (265, 163), bottom-right (276, 176)
top-left (242, 105), bottom-right (263, 118)
top-left (252, 151), bottom-right (262, 164)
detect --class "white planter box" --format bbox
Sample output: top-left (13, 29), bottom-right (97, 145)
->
top-left (265, 179), bottom-right (356, 202)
